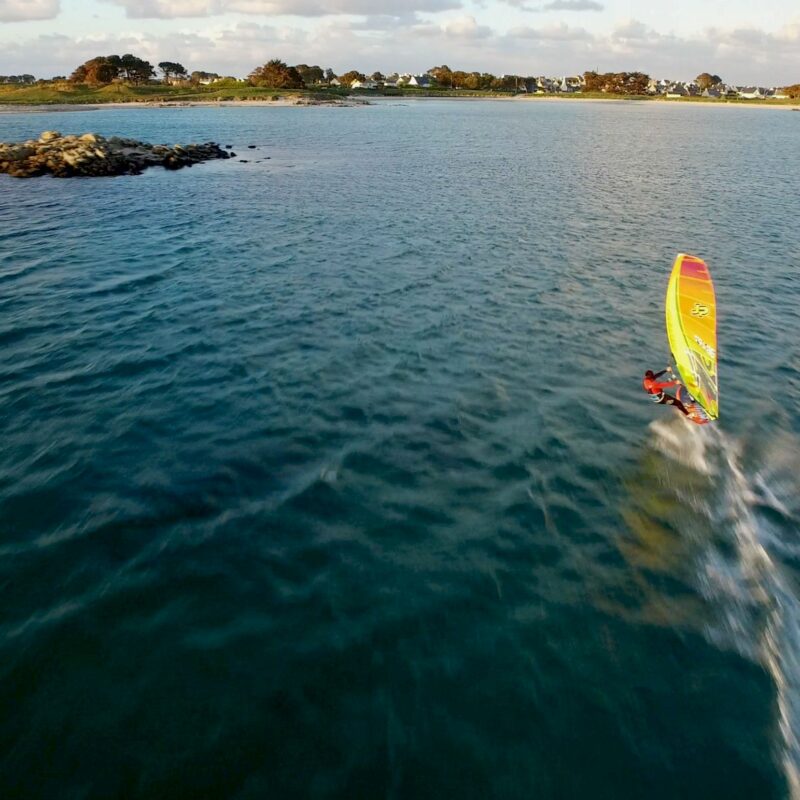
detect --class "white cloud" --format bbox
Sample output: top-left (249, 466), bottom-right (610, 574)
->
top-left (0, 0), bottom-right (59, 22)
top-left (101, 0), bottom-right (461, 19)
top-left (610, 19), bottom-right (652, 41)
top-left (2, 15), bottom-right (800, 84)
top-left (501, 0), bottom-right (602, 12)
top-left (542, 0), bottom-right (602, 10)
top-left (507, 22), bottom-right (591, 41)
top-left (442, 14), bottom-right (492, 39)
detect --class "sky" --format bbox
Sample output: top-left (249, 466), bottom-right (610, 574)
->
top-left (1, 0), bottom-right (798, 84)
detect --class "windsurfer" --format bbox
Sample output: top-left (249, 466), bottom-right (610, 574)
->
top-left (642, 367), bottom-right (690, 416)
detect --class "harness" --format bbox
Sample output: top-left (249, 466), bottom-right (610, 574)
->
top-left (649, 391), bottom-right (666, 403)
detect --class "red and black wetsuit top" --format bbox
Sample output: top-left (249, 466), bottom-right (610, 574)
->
top-left (643, 369), bottom-right (678, 401)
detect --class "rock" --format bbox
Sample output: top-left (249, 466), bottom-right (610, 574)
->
top-left (247, 145), bottom-right (256, 149)
top-left (0, 131), bottom-right (233, 178)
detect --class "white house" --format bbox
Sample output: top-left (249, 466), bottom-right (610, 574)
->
top-left (558, 77), bottom-right (574, 93)
top-left (767, 88), bottom-right (789, 99)
top-left (406, 75), bottom-right (433, 88)
top-left (351, 79), bottom-right (377, 89)
top-left (738, 86), bottom-right (765, 99)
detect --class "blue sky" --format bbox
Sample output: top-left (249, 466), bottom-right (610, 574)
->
top-left (1, 0), bottom-right (799, 84)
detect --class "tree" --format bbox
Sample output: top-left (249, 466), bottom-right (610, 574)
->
top-left (583, 70), bottom-right (601, 91)
top-left (582, 70), bottom-right (650, 95)
top-left (491, 74), bottom-right (518, 91)
top-left (370, 71), bottom-right (385, 83)
top-left (784, 84), bottom-right (800, 98)
top-left (117, 54), bottom-right (155, 84)
top-left (337, 70), bottom-right (366, 86)
top-left (294, 64), bottom-right (325, 85)
top-left (429, 65), bottom-right (453, 88)
top-left (324, 68), bottom-right (336, 83)
top-left (190, 71), bottom-right (220, 84)
top-left (159, 61), bottom-right (188, 82)
top-left (624, 71), bottom-right (650, 94)
top-left (0, 74), bottom-right (36, 84)
top-left (695, 72), bottom-right (722, 90)
top-left (248, 59), bottom-right (305, 89)
top-left (451, 70), bottom-right (469, 89)
top-left (462, 72), bottom-right (481, 90)
top-left (70, 56), bottom-right (119, 85)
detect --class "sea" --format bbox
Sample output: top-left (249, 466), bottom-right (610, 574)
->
top-left (1, 99), bottom-right (799, 799)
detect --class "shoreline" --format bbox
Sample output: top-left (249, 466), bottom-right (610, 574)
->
top-left (1, 95), bottom-right (798, 113)
top-left (0, 97), bottom-right (368, 113)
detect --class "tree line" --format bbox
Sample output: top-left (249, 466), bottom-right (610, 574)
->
top-left (21, 54), bottom-right (798, 95)
top-left (0, 75), bottom-right (36, 85)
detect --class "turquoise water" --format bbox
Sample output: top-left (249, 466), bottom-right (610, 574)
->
top-left (1, 100), bottom-right (799, 798)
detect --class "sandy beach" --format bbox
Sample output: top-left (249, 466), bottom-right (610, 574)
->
top-left (1, 95), bottom-right (797, 113)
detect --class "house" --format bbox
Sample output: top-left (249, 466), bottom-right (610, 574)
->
top-left (351, 79), bottom-right (377, 89)
top-left (648, 78), bottom-right (670, 95)
top-left (738, 86), bottom-right (765, 99)
top-left (765, 88), bottom-right (789, 99)
top-left (666, 83), bottom-right (689, 98)
top-left (329, 77), bottom-right (341, 86)
top-left (407, 75), bottom-right (433, 88)
top-left (538, 77), bottom-right (557, 93)
top-left (558, 77), bottom-right (574, 93)
top-left (702, 87), bottom-right (722, 98)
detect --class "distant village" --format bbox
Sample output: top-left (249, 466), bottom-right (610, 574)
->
top-left (338, 73), bottom-right (792, 100)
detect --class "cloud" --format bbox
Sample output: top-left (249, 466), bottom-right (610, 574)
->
top-left (2, 15), bottom-right (800, 85)
top-left (542, 0), bottom-right (602, 10)
top-left (101, 0), bottom-right (461, 19)
top-left (611, 19), bottom-right (661, 43)
top-left (507, 22), bottom-right (591, 41)
top-left (502, 0), bottom-right (602, 12)
top-left (0, 0), bottom-right (59, 22)
top-left (442, 14), bottom-right (492, 39)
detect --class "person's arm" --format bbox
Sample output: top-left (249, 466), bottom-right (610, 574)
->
top-left (655, 379), bottom-right (679, 390)
top-left (654, 368), bottom-right (668, 379)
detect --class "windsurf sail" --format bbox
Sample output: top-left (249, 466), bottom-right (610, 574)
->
top-left (665, 253), bottom-right (719, 420)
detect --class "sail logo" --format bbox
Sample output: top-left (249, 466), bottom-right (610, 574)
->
top-left (691, 303), bottom-right (709, 318)
top-left (694, 335), bottom-right (716, 359)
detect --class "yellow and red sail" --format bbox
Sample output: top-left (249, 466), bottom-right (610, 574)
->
top-left (665, 254), bottom-right (719, 420)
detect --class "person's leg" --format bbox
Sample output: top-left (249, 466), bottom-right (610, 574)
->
top-left (663, 395), bottom-right (690, 415)
top-left (673, 398), bottom-right (690, 415)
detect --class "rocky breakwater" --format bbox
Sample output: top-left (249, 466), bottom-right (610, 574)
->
top-left (0, 131), bottom-right (234, 178)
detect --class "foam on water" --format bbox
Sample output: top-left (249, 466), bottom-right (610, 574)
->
top-left (655, 423), bottom-right (800, 796)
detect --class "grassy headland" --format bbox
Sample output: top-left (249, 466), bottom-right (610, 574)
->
top-left (0, 83), bottom-right (350, 105)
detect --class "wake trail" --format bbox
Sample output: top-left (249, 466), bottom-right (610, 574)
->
top-left (717, 432), bottom-right (800, 798)
top-left (649, 418), bottom-right (800, 795)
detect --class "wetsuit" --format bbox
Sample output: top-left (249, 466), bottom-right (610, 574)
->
top-left (643, 369), bottom-right (690, 415)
